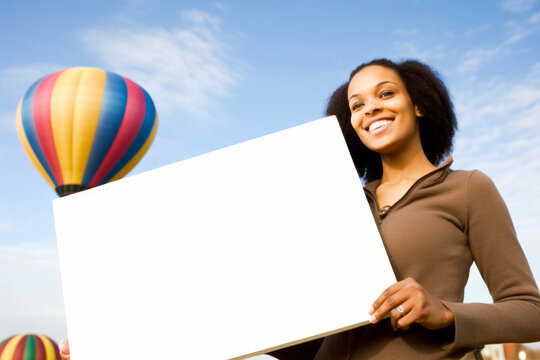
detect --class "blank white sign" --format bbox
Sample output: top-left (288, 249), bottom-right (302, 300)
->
top-left (53, 116), bottom-right (396, 360)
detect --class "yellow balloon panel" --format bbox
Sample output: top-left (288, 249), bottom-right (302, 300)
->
top-left (36, 334), bottom-right (58, 360)
top-left (71, 68), bottom-right (106, 184)
top-left (50, 67), bottom-right (85, 184)
top-left (0, 334), bottom-right (25, 360)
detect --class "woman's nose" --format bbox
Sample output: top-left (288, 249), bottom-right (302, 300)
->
top-left (363, 99), bottom-right (381, 116)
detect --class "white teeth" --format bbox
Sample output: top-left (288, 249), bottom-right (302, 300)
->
top-left (368, 120), bottom-right (392, 133)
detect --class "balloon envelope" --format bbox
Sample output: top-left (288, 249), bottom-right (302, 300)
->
top-left (16, 67), bottom-right (158, 196)
top-left (0, 334), bottom-right (60, 360)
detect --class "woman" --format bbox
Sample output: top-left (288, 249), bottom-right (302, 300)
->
top-left (60, 59), bottom-right (540, 360)
top-left (272, 58), bottom-right (540, 360)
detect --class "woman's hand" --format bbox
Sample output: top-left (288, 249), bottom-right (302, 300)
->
top-left (59, 339), bottom-right (70, 360)
top-left (368, 277), bottom-right (454, 331)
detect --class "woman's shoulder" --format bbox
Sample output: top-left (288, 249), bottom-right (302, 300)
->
top-left (447, 168), bottom-right (496, 186)
top-left (446, 168), bottom-right (502, 202)
top-left (438, 158), bottom-right (493, 183)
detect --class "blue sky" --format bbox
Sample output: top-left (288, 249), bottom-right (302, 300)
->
top-left (1, 0), bottom-right (540, 352)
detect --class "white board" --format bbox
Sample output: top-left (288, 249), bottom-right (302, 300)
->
top-left (53, 116), bottom-right (396, 360)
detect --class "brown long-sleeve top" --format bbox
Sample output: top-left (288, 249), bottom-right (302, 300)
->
top-left (271, 158), bottom-right (540, 360)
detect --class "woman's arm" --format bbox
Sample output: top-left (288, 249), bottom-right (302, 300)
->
top-left (442, 170), bottom-right (540, 348)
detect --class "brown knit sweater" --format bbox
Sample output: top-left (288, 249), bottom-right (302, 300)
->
top-left (271, 158), bottom-right (540, 360)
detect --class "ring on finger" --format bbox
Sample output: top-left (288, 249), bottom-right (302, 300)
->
top-left (397, 305), bottom-right (404, 314)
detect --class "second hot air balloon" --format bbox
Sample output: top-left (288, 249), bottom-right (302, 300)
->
top-left (0, 334), bottom-right (60, 360)
top-left (16, 67), bottom-right (158, 196)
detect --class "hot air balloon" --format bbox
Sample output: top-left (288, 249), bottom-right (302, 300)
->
top-left (0, 334), bottom-right (60, 360)
top-left (16, 67), bottom-right (158, 196)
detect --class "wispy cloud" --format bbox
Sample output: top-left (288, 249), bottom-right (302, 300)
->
top-left (392, 28), bottom-right (419, 37)
top-left (456, 62), bottom-right (540, 302)
top-left (0, 111), bottom-right (16, 132)
top-left (119, 0), bottom-right (158, 8)
top-left (0, 241), bottom-right (65, 340)
top-left (456, 46), bottom-right (502, 74)
top-left (455, 34), bottom-right (526, 74)
top-left (0, 111), bottom-right (20, 159)
top-left (0, 63), bottom-right (64, 102)
top-left (500, 0), bottom-right (538, 13)
top-left (462, 23), bottom-right (492, 37)
top-left (392, 40), bottom-right (446, 63)
top-left (0, 242), bottom-right (60, 277)
top-left (392, 11), bottom-right (535, 75)
top-left (0, 216), bottom-right (20, 234)
top-left (453, 62), bottom-right (540, 247)
top-left (456, 11), bottom-right (539, 73)
top-left (529, 10), bottom-right (540, 22)
top-left (81, 9), bottom-right (243, 127)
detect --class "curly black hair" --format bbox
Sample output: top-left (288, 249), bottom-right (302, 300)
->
top-left (325, 59), bottom-right (457, 183)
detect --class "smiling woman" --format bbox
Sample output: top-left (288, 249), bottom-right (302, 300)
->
top-left (348, 64), bottom-right (432, 194)
top-left (269, 59), bottom-right (540, 360)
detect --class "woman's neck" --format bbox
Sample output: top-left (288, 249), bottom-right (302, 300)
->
top-left (379, 148), bottom-right (436, 185)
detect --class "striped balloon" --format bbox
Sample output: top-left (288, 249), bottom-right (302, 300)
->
top-left (0, 334), bottom-right (60, 360)
top-left (16, 67), bottom-right (158, 196)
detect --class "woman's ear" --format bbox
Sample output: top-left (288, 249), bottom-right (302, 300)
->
top-left (415, 106), bottom-right (423, 117)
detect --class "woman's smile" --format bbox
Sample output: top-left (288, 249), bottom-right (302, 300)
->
top-left (365, 118), bottom-right (394, 134)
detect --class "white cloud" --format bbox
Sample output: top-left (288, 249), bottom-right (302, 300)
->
top-left (529, 10), bottom-right (540, 22)
top-left (391, 28), bottom-right (419, 37)
top-left (0, 241), bottom-right (66, 341)
top-left (0, 216), bottom-right (20, 234)
top-left (456, 12), bottom-right (539, 74)
top-left (462, 23), bottom-right (492, 37)
top-left (501, 0), bottom-right (538, 13)
top-left (391, 41), bottom-right (446, 63)
top-left (455, 62), bottom-right (540, 303)
top-left (456, 47), bottom-right (500, 74)
top-left (0, 242), bottom-right (61, 283)
top-left (80, 9), bottom-right (243, 128)
top-left (452, 62), bottom-right (540, 286)
top-left (455, 35), bottom-right (524, 74)
top-left (0, 111), bottom-right (21, 161)
top-left (119, 0), bottom-right (158, 8)
top-left (0, 110), bottom-right (15, 132)
top-left (0, 63), bottom-right (64, 103)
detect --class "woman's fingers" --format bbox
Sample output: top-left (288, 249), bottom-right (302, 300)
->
top-left (370, 280), bottom-right (405, 315)
top-left (390, 299), bottom-right (413, 330)
top-left (369, 277), bottom-right (454, 331)
top-left (369, 278), bottom-right (417, 324)
top-left (59, 339), bottom-right (70, 360)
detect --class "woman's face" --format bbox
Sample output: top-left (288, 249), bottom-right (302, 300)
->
top-left (347, 65), bottom-right (422, 156)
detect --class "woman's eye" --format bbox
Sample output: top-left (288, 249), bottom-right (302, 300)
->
top-left (380, 90), bottom-right (394, 98)
top-left (351, 102), bottom-right (364, 111)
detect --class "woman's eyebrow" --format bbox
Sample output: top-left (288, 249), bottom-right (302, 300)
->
top-left (348, 81), bottom-right (398, 101)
